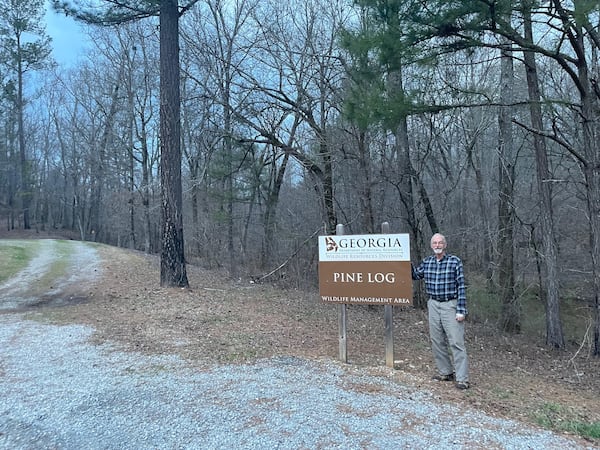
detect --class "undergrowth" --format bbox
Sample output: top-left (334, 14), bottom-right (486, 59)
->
top-left (533, 402), bottom-right (600, 440)
top-left (468, 277), bottom-right (598, 441)
top-left (467, 276), bottom-right (593, 348)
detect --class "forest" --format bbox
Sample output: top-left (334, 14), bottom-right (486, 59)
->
top-left (1, 0), bottom-right (599, 354)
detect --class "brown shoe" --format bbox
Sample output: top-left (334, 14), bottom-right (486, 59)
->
top-left (432, 373), bottom-right (455, 382)
top-left (456, 381), bottom-right (470, 390)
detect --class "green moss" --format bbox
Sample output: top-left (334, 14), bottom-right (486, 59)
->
top-left (0, 241), bottom-right (36, 284)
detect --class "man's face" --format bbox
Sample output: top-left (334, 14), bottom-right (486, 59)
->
top-left (431, 235), bottom-right (446, 255)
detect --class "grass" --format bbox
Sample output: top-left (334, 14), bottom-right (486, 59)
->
top-left (490, 386), bottom-right (514, 400)
top-left (0, 239), bottom-right (74, 294)
top-left (33, 240), bottom-right (72, 289)
top-left (533, 402), bottom-right (600, 440)
top-left (0, 240), bottom-right (37, 284)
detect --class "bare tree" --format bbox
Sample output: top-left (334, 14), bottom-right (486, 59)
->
top-left (0, 0), bottom-right (52, 229)
top-left (53, 0), bottom-right (198, 287)
top-left (181, 0), bottom-right (350, 273)
top-left (520, 0), bottom-right (563, 348)
top-left (485, 0), bottom-right (600, 351)
top-left (244, 0), bottom-right (351, 235)
top-left (497, 41), bottom-right (519, 332)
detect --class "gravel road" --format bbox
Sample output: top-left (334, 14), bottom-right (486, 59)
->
top-left (0, 240), bottom-right (595, 449)
top-left (0, 239), bottom-right (100, 311)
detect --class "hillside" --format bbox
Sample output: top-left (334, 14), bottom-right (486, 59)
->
top-left (0, 234), bottom-right (598, 445)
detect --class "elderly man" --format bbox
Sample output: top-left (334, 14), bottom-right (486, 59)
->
top-left (412, 233), bottom-right (470, 390)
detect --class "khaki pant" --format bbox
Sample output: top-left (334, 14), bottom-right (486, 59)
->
top-left (427, 299), bottom-right (469, 383)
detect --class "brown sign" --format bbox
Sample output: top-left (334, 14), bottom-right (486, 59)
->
top-left (318, 234), bottom-right (413, 306)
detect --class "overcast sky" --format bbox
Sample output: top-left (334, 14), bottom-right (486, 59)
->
top-left (44, 2), bottom-right (88, 67)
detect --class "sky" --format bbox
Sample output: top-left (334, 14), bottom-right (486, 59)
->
top-left (44, 1), bottom-right (89, 67)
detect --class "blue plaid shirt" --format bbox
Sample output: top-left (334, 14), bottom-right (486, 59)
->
top-left (412, 254), bottom-right (467, 315)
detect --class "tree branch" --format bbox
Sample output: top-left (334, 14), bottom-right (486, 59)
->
top-left (512, 118), bottom-right (588, 167)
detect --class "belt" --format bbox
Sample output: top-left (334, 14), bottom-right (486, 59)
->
top-left (430, 297), bottom-right (457, 302)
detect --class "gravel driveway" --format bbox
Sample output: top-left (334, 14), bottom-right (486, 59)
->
top-left (0, 239), bottom-right (100, 311)
top-left (0, 240), bottom-right (594, 449)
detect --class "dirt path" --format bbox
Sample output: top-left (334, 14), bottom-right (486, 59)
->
top-left (0, 239), bottom-right (101, 311)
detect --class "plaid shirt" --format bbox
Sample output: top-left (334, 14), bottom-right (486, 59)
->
top-left (412, 254), bottom-right (467, 315)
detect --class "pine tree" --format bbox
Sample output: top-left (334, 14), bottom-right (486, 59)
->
top-left (0, 0), bottom-right (52, 229)
top-left (53, 0), bottom-right (199, 288)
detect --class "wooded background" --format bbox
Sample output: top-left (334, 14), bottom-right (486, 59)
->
top-left (1, 0), bottom-right (599, 353)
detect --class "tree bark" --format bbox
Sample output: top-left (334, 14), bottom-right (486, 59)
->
top-left (579, 73), bottom-right (600, 356)
top-left (261, 152), bottom-right (290, 268)
top-left (387, 69), bottom-right (427, 308)
top-left (522, 2), bottom-right (563, 348)
top-left (497, 42), bottom-right (519, 333)
top-left (159, 0), bottom-right (189, 288)
top-left (17, 42), bottom-right (31, 230)
top-left (356, 130), bottom-right (375, 234)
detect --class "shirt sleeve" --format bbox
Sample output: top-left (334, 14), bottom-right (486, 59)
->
top-left (455, 259), bottom-right (467, 316)
top-left (411, 262), bottom-right (424, 280)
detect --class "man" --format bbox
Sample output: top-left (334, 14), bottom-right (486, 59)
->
top-left (412, 233), bottom-right (470, 390)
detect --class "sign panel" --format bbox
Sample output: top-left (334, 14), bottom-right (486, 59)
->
top-left (318, 234), bottom-right (413, 305)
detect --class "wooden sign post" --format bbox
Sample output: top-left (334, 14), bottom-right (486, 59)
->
top-left (318, 224), bottom-right (412, 367)
top-left (381, 222), bottom-right (394, 368)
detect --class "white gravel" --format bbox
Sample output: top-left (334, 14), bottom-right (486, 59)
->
top-left (0, 316), bottom-right (594, 450)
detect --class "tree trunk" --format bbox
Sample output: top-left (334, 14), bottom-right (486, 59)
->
top-left (388, 69), bottom-right (426, 308)
top-left (466, 132), bottom-right (494, 286)
top-left (497, 42), bottom-right (519, 333)
top-left (579, 82), bottom-right (600, 356)
top-left (90, 80), bottom-right (121, 242)
top-left (394, 117), bottom-right (416, 236)
top-left (356, 130), bottom-right (375, 233)
top-left (261, 152), bottom-right (290, 268)
top-left (159, 0), bottom-right (188, 288)
top-left (322, 140), bottom-right (337, 235)
top-left (17, 39), bottom-right (31, 229)
top-left (224, 101), bottom-right (237, 279)
top-left (565, 1), bottom-right (600, 355)
top-left (586, 166), bottom-right (600, 356)
top-left (5, 107), bottom-right (18, 230)
top-left (522, 3), bottom-right (563, 348)
top-left (127, 83), bottom-right (136, 248)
